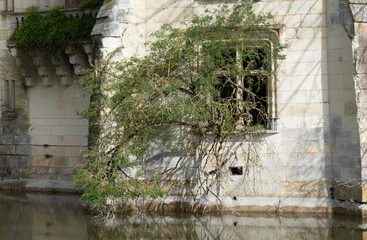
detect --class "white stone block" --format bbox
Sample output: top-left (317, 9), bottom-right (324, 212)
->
top-left (286, 50), bottom-right (314, 63)
top-left (278, 90), bottom-right (306, 103)
top-left (328, 75), bottom-right (344, 90)
top-left (329, 90), bottom-right (356, 102)
top-left (101, 37), bottom-right (122, 49)
top-left (314, 27), bottom-right (327, 38)
top-left (307, 61), bottom-right (328, 75)
top-left (313, 50), bottom-right (327, 62)
top-left (277, 76), bottom-right (293, 91)
top-left (327, 48), bottom-right (342, 62)
top-left (310, 0), bottom-right (324, 14)
top-left (278, 103), bottom-right (325, 117)
top-left (65, 147), bottom-right (85, 157)
top-left (67, 126), bottom-right (82, 136)
top-left (291, 75), bottom-right (317, 91)
top-left (30, 136), bottom-right (59, 145)
top-left (287, 39), bottom-right (305, 51)
top-left (146, 7), bottom-right (185, 24)
top-left (283, 28), bottom-right (297, 40)
top-left (59, 136), bottom-right (88, 147)
top-left (304, 38), bottom-right (326, 51)
top-left (286, 62), bottom-right (308, 75)
top-left (344, 74), bottom-right (355, 90)
top-left (304, 89), bottom-right (328, 103)
top-left (289, 1), bottom-right (310, 15)
top-left (51, 126), bottom-right (68, 136)
top-left (301, 14), bottom-right (325, 27)
top-left (327, 37), bottom-right (345, 49)
top-left (283, 15), bottom-right (301, 28)
top-left (297, 28), bottom-right (314, 39)
top-left (341, 48), bottom-right (353, 61)
top-left (29, 126), bottom-right (52, 136)
top-left (314, 74), bottom-right (328, 90)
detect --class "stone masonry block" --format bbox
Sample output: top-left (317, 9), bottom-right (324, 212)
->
top-left (330, 102), bottom-right (345, 115)
top-left (281, 128), bottom-right (325, 142)
top-left (59, 136), bottom-right (88, 147)
top-left (15, 145), bottom-right (31, 155)
top-left (350, 4), bottom-right (367, 22)
top-left (18, 156), bottom-right (30, 167)
top-left (287, 51), bottom-right (314, 63)
top-left (297, 28), bottom-right (314, 39)
top-left (32, 146), bottom-right (65, 157)
top-left (65, 147), bottom-right (84, 157)
top-left (14, 136), bottom-right (30, 145)
top-left (0, 146), bottom-right (15, 155)
top-left (289, 1), bottom-right (310, 15)
top-left (340, 167), bottom-right (361, 183)
top-left (283, 15), bottom-right (301, 28)
top-left (30, 136), bottom-right (59, 145)
top-left (355, 22), bottom-right (367, 35)
top-left (51, 126), bottom-right (68, 136)
top-left (0, 134), bottom-right (14, 145)
top-left (59, 167), bottom-right (75, 175)
top-left (4, 156), bottom-right (20, 167)
top-left (302, 14), bottom-right (324, 27)
top-left (310, 0), bottom-right (323, 14)
top-left (285, 165), bottom-right (326, 181)
top-left (68, 157), bottom-right (86, 167)
top-left (345, 102), bottom-right (357, 116)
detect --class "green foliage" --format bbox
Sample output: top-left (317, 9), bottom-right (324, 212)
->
top-left (78, 0), bottom-right (104, 10)
top-left (10, 8), bottom-right (96, 54)
top-left (74, 2), bottom-right (281, 208)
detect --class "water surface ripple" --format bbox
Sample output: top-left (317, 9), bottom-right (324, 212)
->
top-left (0, 192), bottom-right (365, 240)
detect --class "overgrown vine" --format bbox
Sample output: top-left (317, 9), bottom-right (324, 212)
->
top-left (73, 2), bottom-right (282, 210)
top-left (10, 8), bottom-right (96, 54)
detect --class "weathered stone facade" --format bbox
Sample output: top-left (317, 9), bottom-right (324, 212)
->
top-left (0, 0), bottom-right (90, 191)
top-left (2, 0), bottom-right (367, 213)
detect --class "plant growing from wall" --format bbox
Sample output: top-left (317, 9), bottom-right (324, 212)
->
top-left (10, 8), bottom-right (96, 54)
top-left (73, 2), bottom-right (282, 209)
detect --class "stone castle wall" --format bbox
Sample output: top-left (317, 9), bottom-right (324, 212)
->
top-left (0, 0), bottom-right (366, 212)
top-left (0, 0), bottom-right (90, 191)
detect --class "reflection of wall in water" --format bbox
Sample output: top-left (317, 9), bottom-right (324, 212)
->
top-left (0, 193), bottom-right (87, 240)
top-left (87, 214), bottom-right (366, 240)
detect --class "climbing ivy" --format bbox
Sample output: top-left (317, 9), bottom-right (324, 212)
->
top-left (10, 8), bottom-right (96, 54)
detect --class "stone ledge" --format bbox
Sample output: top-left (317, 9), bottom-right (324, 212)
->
top-left (0, 178), bottom-right (79, 193)
top-left (104, 196), bottom-right (367, 217)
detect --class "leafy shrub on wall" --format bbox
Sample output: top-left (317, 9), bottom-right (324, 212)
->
top-left (73, 2), bottom-right (282, 209)
top-left (10, 8), bottom-right (96, 54)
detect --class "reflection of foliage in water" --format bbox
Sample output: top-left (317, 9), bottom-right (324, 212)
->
top-left (85, 214), bottom-right (366, 240)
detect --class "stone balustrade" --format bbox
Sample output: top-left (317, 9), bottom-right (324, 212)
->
top-left (10, 9), bottom-right (99, 30)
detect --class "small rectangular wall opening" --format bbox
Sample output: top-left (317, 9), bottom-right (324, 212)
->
top-left (229, 166), bottom-right (243, 176)
top-left (3, 80), bottom-right (15, 111)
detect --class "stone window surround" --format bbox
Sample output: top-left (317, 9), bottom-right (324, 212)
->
top-left (200, 34), bottom-right (279, 131)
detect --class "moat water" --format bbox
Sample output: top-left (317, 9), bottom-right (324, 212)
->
top-left (0, 192), bottom-right (366, 240)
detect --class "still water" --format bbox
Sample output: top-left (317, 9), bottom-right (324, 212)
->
top-left (0, 192), bottom-right (366, 240)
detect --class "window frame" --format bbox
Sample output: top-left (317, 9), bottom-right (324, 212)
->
top-left (200, 34), bottom-right (278, 131)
